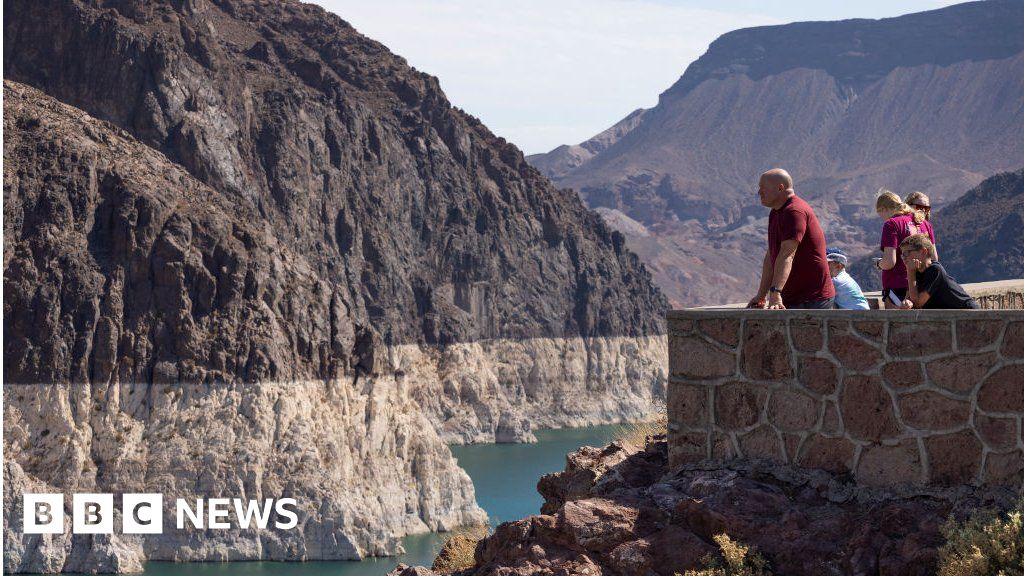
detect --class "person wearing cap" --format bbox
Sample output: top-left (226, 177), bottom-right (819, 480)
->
top-left (826, 248), bottom-right (869, 310)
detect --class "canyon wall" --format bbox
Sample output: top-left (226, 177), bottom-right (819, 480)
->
top-left (2, 0), bottom-right (667, 569)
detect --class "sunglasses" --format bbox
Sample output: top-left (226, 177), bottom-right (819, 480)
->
top-left (911, 203), bottom-right (930, 212)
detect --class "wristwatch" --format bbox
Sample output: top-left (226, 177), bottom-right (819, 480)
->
top-left (769, 286), bottom-right (782, 294)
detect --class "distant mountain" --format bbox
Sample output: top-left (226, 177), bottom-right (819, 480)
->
top-left (935, 168), bottom-right (1024, 282)
top-left (527, 108), bottom-right (646, 180)
top-left (529, 0), bottom-right (1024, 306)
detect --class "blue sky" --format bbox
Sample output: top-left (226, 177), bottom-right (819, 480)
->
top-left (311, 0), bottom-right (962, 154)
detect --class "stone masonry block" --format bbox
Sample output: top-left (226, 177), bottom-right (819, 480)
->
top-left (881, 361), bottom-right (924, 389)
top-left (898, 391), bottom-right (971, 430)
top-left (669, 382), bottom-right (708, 429)
top-left (957, 319), bottom-right (1003, 350)
top-left (983, 451), bottom-right (1024, 486)
top-left (925, 430), bottom-right (983, 485)
top-left (857, 440), bottom-right (922, 486)
top-left (977, 365), bottom-right (1024, 413)
top-left (738, 425), bottom-right (784, 463)
top-left (670, 335), bottom-right (735, 380)
top-left (742, 320), bottom-right (792, 380)
top-left (829, 327), bottom-right (882, 372)
top-left (976, 414), bottom-right (1018, 451)
top-left (798, 435), bottom-right (855, 474)
top-left (798, 357), bottom-right (837, 395)
top-left (789, 318), bottom-right (823, 352)
top-left (821, 401), bottom-right (842, 436)
top-left (853, 321), bottom-right (885, 340)
top-left (767, 389), bottom-right (818, 431)
top-left (926, 352), bottom-right (998, 395)
top-left (887, 322), bottom-right (952, 357)
top-left (715, 382), bottom-right (768, 430)
top-left (1002, 321), bottom-right (1024, 358)
top-left (841, 375), bottom-right (901, 441)
top-left (698, 318), bottom-right (740, 348)
top-left (669, 430), bottom-right (708, 468)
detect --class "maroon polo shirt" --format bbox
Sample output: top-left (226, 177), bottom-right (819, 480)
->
top-left (768, 195), bottom-right (835, 306)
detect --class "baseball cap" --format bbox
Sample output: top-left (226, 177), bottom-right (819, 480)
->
top-left (825, 247), bottom-right (848, 267)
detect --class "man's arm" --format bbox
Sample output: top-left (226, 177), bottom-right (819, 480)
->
top-left (748, 249), bottom-right (773, 308)
top-left (767, 239), bottom-right (799, 309)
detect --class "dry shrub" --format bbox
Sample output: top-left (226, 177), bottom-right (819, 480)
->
top-left (938, 498), bottom-right (1024, 576)
top-left (680, 534), bottom-right (773, 576)
top-left (614, 407), bottom-right (668, 451)
top-left (431, 524), bottom-right (489, 574)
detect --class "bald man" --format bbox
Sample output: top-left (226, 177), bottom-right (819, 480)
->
top-left (747, 169), bottom-right (835, 309)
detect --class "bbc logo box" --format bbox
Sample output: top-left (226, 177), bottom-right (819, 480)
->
top-left (23, 494), bottom-right (163, 535)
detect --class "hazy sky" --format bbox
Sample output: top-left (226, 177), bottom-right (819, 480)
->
top-left (311, 0), bottom-right (962, 154)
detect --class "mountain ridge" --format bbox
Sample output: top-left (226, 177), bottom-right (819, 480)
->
top-left (529, 0), bottom-right (1024, 306)
top-left (935, 167), bottom-right (1024, 282)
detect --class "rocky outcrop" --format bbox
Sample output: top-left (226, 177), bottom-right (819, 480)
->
top-left (392, 439), bottom-right (1020, 575)
top-left (3, 80), bottom-right (486, 570)
top-left (3, 0), bottom-right (666, 348)
top-left (935, 168), bottom-right (1024, 283)
top-left (4, 463), bottom-right (145, 574)
top-left (528, 1), bottom-right (1024, 306)
top-left (3, 0), bottom-right (667, 570)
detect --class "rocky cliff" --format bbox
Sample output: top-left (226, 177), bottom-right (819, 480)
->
top-left (935, 168), bottom-right (1024, 283)
top-left (4, 79), bottom-right (487, 571)
top-left (3, 0), bottom-right (667, 570)
top-left (529, 0), bottom-right (1024, 306)
top-left (391, 438), bottom-right (1020, 576)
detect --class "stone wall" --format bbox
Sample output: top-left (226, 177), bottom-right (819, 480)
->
top-left (667, 310), bottom-right (1024, 489)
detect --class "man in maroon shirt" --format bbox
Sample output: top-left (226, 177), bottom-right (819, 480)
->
top-left (747, 169), bottom-right (835, 309)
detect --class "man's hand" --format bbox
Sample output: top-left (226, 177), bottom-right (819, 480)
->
top-left (746, 296), bottom-right (767, 309)
top-left (900, 299), bottom-right (914, 310)
top-left (767, 291), bottom-right (785, 310)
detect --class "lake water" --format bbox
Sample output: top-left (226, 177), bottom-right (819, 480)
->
top-left (125, 425), bottom-right (622, 576)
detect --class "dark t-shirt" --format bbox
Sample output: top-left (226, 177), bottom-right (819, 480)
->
top-left (768, 195), bottom-right (835, 306)
top-left (917, 263), bottom-right (978, 309)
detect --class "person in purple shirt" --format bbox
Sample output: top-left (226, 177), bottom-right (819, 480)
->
top-left (874, 190), bottom-right (936, 308)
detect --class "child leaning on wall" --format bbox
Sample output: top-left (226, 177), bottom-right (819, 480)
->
top-left (899, 234), bottom-right (978, 310)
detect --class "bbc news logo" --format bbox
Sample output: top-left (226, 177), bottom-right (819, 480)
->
top-left (23, 494), bottom-right (299, 534)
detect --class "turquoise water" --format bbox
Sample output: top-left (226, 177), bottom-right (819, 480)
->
top-left (133, 425), bottom-right (622, 576)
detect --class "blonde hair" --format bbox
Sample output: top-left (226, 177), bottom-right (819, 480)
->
top-left (900, 233), bottom-right (933, 253)
top-left (876, 190), bottom-right (924, 224)
top-left (905, 191), bottom-right (931, 221)
top-left (900, 232), bottom-right (937, 260)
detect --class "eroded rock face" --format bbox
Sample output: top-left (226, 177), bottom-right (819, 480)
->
top-left (392, 439), bottom-right (1020, 576)
top-left (3, 0), bottom-right (666, 349)
top-left (3, 81), bottom-right (486, 570)
top-left (936, 168), bottom-right (1024, 283)
top-left (4, 463), bottom-right (145, 574)
top-left (3, 0), bottom-right (668, 569)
